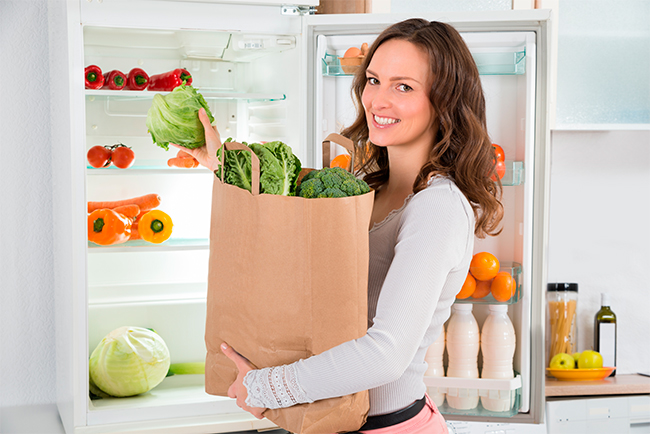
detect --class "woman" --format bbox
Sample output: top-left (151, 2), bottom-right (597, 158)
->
top-left (179, 18), bottom-right (503, 434)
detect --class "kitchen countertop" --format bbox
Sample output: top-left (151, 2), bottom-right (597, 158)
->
top-left (546, 373), bottom-right (650, 397)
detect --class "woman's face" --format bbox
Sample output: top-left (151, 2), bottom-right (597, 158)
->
top-left (362, 39), bottom-right (436, 153)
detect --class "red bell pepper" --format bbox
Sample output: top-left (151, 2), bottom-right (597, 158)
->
top-left (147, 68), bottom-right (192, 91)
top-left (84, 65), bottom-right (104, 89)
top-left (102, 70), bottom-right (127, 90)
top-left (125, 68), bottom-right (149, 91)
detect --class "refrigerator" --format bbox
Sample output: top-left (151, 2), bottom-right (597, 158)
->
top-left (48, 0), bottom-right (552, 433)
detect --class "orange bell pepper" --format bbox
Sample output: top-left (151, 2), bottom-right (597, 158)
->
top-left (88, 208), bottom-right (132, 245)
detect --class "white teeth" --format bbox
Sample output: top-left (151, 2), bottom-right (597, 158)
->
top-left (374, 115), bottom-right (400, 125)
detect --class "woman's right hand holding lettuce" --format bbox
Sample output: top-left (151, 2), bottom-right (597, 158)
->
top-left (169, 108), bottom-right (221, 171)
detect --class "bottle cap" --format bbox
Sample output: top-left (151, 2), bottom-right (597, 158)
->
top-left (547, 282), bottom-right (578, 292)
top-left (601, 293), bottom-right (611, 306)
top-left (452, 303), bottom-right (473, 312)
top-left (488, 304), bottom-right (508, 313)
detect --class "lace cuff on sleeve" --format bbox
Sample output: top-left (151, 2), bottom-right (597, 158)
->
top-left (243, 364), bottom-right (314, 409)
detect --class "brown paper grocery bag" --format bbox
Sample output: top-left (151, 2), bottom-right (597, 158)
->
top-left (205, 135), bottom-right (372, 433)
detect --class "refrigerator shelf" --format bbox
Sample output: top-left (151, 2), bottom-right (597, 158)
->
top-left (454, 262), bottom-right (522, 305)
top-left (321, 48), bottom-right (526, 77)
top-left (88, 281), bottom-right (207, 306)
top-left (85, 89), bottom-right (286, 102)
top-left (425, 374), bottom-right (522, 418)
top-left (88, 238), bottom-right (208, 252)
top-left (87, 374), bottom-right (252, 426)
top-left (86, 162), bottom-right (212, 174)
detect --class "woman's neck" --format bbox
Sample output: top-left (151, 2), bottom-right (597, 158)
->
top-left (382, 145), bottom-right (429, 196)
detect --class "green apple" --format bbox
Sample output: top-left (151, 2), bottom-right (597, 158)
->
top-left (550, 352), bottom-right (575, 369)
top-left (578, 350), bottom-right (603, 369)
top-left (572, 352), bottom-right (582, 366)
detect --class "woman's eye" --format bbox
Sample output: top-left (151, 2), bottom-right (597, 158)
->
top-left (397, 83), bottom-right (413, 92)
top-left (367, 77), bottom-right (379, 85)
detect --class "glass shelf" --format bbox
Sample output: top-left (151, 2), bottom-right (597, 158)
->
top-left (85, 89), bottom-right (286, 102)
top-left (88, 238), bottom-right (208, 252)
top-left (322, 48), bottom-right (526, 77)
top-left (86, 161), bottom-right (212, 174)
top-left (425, 374), bottom-right (522, 418)
top-left (501, 161), bottom-right (524, 186)
top-left (455, 262), bottom-right (522, 305)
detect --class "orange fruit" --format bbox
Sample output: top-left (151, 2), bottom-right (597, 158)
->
top-left (469, 252), bottom-right (500, 281)
top-left (456, 273), bottom-right (476, 299)
top-left (344, 46), bottom-right (362, 57)
top-left (472, 279), bottom-right (492, 299)
top-left (491, 271), bottom-right (516, 302)
top-left (330, 154), bottom-right (351, 170)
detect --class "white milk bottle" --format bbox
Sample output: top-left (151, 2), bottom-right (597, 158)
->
top-left (445, 304), bottom-right (479, 410)
top-left (424, 327), bottom-right (445, 407)
top-left (480, 304), bottom-right (516, 412)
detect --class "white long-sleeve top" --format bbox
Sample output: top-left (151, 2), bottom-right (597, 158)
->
top-left (244, 176), bottom-right (475, 416)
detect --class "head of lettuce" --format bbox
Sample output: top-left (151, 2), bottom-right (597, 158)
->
top-left (146, 84), bottom-right (215, 150)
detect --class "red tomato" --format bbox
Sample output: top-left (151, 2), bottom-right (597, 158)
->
top-left (87, 145), bottom-right (112, 168)
top-left (491, 159), bottom-right (506, 181)
top-left (493, 144), bottom-right (505, 162)
top-left (112, 145), bottom-right (135, 169)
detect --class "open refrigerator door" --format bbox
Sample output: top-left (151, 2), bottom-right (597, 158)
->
top-left (304, 10), bottom-right (551, 425)
top-left (49, 0), bottom-right (550, 432)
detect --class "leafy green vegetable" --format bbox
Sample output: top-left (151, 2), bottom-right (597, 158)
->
top-left (296, 167), bottom-right (370, 198)
top-left (89, 326), bottom-right (170, 398)
top-left (216, 139), bottom-right (253, 192)
top-left (146, 84), bottom-right (214, 150)
top-left (216, 139), bottom-right (301, 196)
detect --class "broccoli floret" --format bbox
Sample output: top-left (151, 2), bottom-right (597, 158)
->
top-left (297, 178), bottom-right (324, 198)
top-left (297, 167), bottom-right (371, 198)
top-left (339, 179), bottom-right (363, 196)
top-left (318, 188), bottom-right (347, 198)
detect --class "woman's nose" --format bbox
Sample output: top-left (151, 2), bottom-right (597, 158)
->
top-left (370, 87), bottom-right (391, 110)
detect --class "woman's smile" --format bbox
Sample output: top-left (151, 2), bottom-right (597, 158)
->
top-left (372, 114), bottom-right (401, 127)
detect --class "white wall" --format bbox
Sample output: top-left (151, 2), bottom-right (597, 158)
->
top-left (547, 129), bottom-right (650, 374)
top-left (0, 0), bottom-right (649, 409)
top-left (0, 0), bottom-right (57, 407)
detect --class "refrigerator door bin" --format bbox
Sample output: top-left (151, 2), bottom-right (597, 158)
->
top-left (321, 44), bottom-right (526, 77)
top-left (425, 375), bottom-right (523, 418)
top-left (454, 262), bottom-right (523, 305)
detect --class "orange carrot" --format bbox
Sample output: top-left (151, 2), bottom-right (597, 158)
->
top-left (88, 194), bottom-right (161, 214)
top-left (112, 204), bottom-right (140, 219)
top-left (168, 157), bottom-right (198, 168)
top-left (129, 225), bottom-right (142, 240)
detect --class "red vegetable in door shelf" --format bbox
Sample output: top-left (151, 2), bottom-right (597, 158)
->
top-left (147, 69), bottom-right (193, 91)
top-left (84, 65), bottom-right (104, 89)
top-left (101, 70), bottom-right (127, 90)
top-left (125, 68), bottom-right (149, 91)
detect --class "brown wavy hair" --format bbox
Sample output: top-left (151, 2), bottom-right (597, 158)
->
top-left (342, 19), bottom-right (503, 238)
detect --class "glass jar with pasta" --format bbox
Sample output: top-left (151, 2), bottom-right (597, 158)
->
top-left (547, 283), bottom-right (578, 367)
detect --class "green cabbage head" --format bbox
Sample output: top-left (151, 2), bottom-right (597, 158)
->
top-left (89, 326), bottom-right (171, 397)
top-left (146, 84), bottom-right (215, 150)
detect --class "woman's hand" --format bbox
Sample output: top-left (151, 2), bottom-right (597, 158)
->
top-left (169, 107), bottom-right (221, 171)
top-left (221, 342), bottom-right (266, 419)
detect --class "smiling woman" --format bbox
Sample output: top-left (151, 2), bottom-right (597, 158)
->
top-left (194, 18), bottom-right (505, 434)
